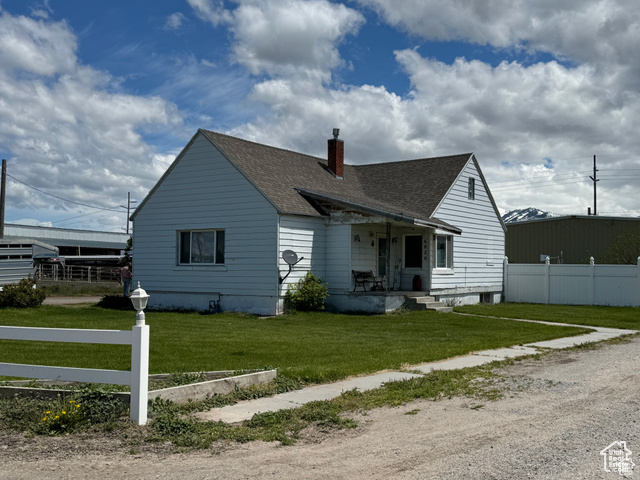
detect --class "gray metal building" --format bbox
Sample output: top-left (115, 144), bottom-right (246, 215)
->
top-left (2, 224), bottom-right (128, 256)
top-left (505, 215), bottom-right (640, 264)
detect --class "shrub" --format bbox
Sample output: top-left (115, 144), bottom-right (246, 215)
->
top-left (284, 271), bottom-right (329, 312)
top-left (97, 295), bottom-right (135, 310)
top-left (0, 277), bottom-right (46, 308)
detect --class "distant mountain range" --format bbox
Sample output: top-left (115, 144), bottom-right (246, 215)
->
top-left (501, 207), bottom-right (558, 223)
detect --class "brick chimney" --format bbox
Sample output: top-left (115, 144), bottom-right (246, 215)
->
top-left (327, 128), bottom-right (344, 178)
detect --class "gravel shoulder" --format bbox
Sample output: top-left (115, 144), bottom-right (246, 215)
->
top-left (1, 336), bottom-right (639, 479)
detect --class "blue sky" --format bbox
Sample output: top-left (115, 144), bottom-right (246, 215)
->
top-left (1, 0), bottom-right (640, 231)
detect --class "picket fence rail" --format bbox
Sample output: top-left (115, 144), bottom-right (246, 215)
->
top-left (503, 256), bottom-right (640, 307)
top-left (0, 323), bottom-right (149, 425)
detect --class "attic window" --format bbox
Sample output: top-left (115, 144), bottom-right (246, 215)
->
top-left (468, 178), bottom-right (475, 200)
top-left (178, 230), bottom-right (225, 265)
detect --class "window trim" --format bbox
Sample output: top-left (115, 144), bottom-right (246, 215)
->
top-left (434, 234), bottom-right (453, 270)
top-left (468, 177), bottom-right (475, 200)
top-left (177, 229), bottom-right (225, 266)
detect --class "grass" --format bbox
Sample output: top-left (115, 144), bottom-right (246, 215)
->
top-left (0, 306), bottom-right (590, 383)
top-left (36, 281), bottom-right (121, 297)
top-left (456, 303), bottom-right (640, 330)
top-left (0, 303), bottom-right (631, 449)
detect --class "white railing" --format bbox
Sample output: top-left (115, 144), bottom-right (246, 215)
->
top-left (36, 265), bottom-right (120, 283)
top-left (0, 322), bottom-right (149, 425)
top-left (503, 256), bottom-right (640, 307)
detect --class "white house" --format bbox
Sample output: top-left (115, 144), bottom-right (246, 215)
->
top-left (131, 129), bottom-right (506, 315)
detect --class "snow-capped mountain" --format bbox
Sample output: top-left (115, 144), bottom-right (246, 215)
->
top-left (502, 207), bottom-right (558, 223)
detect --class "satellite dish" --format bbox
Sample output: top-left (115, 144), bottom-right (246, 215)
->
top-left (282, 250), bottom-right (299, 265)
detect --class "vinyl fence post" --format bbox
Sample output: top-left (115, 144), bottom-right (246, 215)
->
top-left (544, 256), bottom-right (550, 304)
top-left (503, 256), bottom-right (509, 302)
top-left (130, 324), bottom-right (149, 425)
top-left (589, 257), bottom-right (595, 305)
top-left (637, 257), bottom-right (640, 307)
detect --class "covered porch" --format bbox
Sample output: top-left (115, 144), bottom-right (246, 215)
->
top-left (295, 189), bottom-right (462, 314)
top-left (323, 213), bottom-right (460, 313)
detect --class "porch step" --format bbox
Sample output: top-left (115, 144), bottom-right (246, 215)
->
top-left (404, 296), bottom-right (453, 313)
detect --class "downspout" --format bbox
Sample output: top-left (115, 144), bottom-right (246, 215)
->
top-left (386, 222), bottom-right (391, 292)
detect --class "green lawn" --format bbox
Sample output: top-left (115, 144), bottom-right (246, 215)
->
top-left (456, 303), bottom-right (640, 330)
top-left (0, 306), bottom-right (591, 383)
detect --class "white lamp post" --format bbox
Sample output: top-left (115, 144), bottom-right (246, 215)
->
top-left (130, 281), bottom-right (149, 326)
top-left (129, 281), bottom-right (150, 425)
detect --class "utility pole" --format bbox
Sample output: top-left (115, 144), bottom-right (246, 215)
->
top-left (0, 159), bottom-right (6, 238)
top-left (589, 155), bottom-right (599, 215)
top-left (127, 192), bottom-right (131, 234)
top-left (124, 192), bottom-right (137, 235)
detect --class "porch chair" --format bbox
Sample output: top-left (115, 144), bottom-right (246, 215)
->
top-left (352, 270), bottom-right (384, 292)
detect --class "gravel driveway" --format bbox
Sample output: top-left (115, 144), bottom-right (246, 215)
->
top-left (1, 336), bottom-right (638, 479)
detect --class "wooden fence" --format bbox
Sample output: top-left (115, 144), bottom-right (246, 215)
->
top-left (0, 322), bottom-right (149, 424)
top-left (503, 257), bottom-right (640, 307)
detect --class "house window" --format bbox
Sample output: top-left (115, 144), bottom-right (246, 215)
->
top-left (468, 178), bottom-right (475, 200)
top-left (178, 230), bottom-right (225, 265)
top-left (435, 235), bottom-right (453, 269)
top-left (404, 235), bottom-right (422, 268)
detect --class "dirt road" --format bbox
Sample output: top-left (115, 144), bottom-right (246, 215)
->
top-left (2, 337), bottom-right (638, 479)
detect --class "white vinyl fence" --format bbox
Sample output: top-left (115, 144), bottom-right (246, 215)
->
top-left (0, 323), bottom-right (149, 424)
top-left (503, 257), bottom-right (640, 307)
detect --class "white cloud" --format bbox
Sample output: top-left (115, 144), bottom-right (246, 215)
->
top-left (189, 0), bottom-right (365, 81)
top-left (356, 0), bottom-right (640, 72)
top-left (0, 11), bottom-right (184, 230)
top-left (0, 11), bottom-right (77, 75)
top-left (187, 0), bottom-right (233, 27)
top-left (164, 12), bottom-right (186, 30)
top-left (230, 0), bottom-right (364, 80)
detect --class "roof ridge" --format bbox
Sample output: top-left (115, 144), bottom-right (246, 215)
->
top-left (353, 153), bottom-right (473, 169)
top-left (200, 129), bottom-right (328, 164)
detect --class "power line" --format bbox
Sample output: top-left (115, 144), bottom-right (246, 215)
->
top-left (491, 178), bottom-right (589, 192)
top-left (7, 174), bottom-right (122, 213)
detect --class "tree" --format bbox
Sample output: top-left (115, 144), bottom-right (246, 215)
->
top-left (600, 231), bottom-right (640, 265)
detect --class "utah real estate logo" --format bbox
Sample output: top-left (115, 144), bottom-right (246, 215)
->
top-left (600, 441), bottom-right (634, 476)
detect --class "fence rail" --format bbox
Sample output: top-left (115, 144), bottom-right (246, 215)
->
top-left (0, 323), bottom-right (149, 424)
top-left (504, 256), bottom-right (640, 307)
top-left (36, 265), bottom-right (120, 283)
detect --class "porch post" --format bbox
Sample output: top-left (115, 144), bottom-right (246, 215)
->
top-left (385, 222), bottom-right (391, 292)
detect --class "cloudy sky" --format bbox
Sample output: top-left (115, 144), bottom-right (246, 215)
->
top-left (1, 0), bottom-right (639, 232)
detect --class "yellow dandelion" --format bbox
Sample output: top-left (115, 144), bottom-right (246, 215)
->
top-left (42, 417), bottom-right (47, 421)
top-left (45, 411), bottom-right (51, 414)
top-left (76, 405), bottom-right (80, 408)
top-left (62, 411), bottom-right (66, 415)
top-left (69, 400), bottom-right (75, 404)
top-left (55, 416), bottom-right (59, 419)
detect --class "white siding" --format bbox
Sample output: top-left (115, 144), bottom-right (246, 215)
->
top-left (325, 224), bottom-right (351, 291)
top-left (278, 215), bottom-right (327, 292)
top-left (133, 133), bottom-right (279, 313)
top-left (431, 159), bottom-right (505, 293)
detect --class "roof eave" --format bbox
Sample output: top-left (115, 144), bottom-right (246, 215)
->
top-left (295, 188), bottom-right (461, 234)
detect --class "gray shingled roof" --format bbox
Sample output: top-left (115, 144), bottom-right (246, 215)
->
top-left (201, 129), bottom-right (470, 231)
